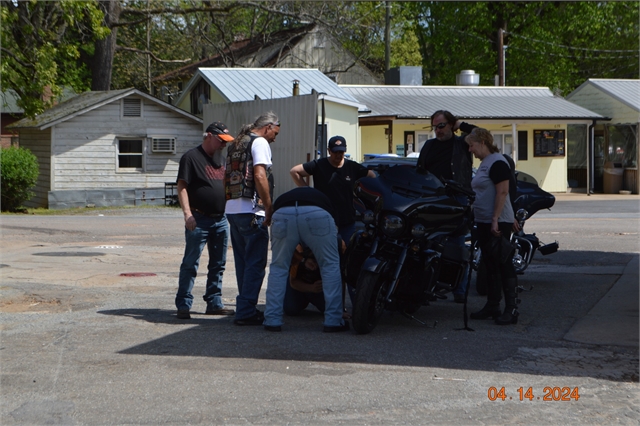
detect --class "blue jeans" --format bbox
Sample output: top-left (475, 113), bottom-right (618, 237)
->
top-left (176, 213), bottom-right (229, 311)
top-left (227, 213), bottom-right (269, 320)
top-left (451, 234), bottom-right (470, 297)
top-left (264, 206), bottom-right (344, 328)
top-left (284, 278), bottom-right (325, 315)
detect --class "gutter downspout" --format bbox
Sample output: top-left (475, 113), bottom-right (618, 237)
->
top-left (511, 122), bottom-right (518, 167)
top-left (588, 120), bottom-right (596, 196)
top-left (316, 91), bottom-right (327, 159)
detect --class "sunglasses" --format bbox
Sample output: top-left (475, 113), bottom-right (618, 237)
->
top-left (433, 123), bottom-right (448, 130)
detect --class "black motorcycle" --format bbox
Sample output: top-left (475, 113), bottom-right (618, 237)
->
top-left (344, 165), bottom-right (475, 334)
top-left (474, 171), bottom-right (559, 294)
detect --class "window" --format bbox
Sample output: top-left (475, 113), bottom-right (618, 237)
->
top-left (151, 137), bottom-right (176, 153)
top-left (117, 139), bottom-right (144, 170)
top-left (415, 131), bottom-right (431, 152)
top-left (492, 133), bottom-right (514, 157)
top-left (122, 98), bottom-right (142, 118)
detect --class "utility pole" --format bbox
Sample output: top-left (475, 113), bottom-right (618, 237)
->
top-left (385, 1), bottom-right (391, 71)
top-left (497, 28), bottom-right (504, 86)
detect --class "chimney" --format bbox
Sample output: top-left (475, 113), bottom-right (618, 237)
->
top-left (456, 70), bottom-right (480, 86)
top-left (385, 66), bottom-right (422, 86)
top-left (292, 79), bottom-right (300, 96)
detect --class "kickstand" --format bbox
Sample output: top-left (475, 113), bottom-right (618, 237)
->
top-left (401, 311), bottom-right (438, 328)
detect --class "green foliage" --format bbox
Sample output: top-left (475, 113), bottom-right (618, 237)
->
top-left (3, 0), bottom-right (637, 110)
top-left (1, 0), bottom-right (110, 117)
top-left (1, 146), bottom-right (40, 212)
top-left (407, 1), bottom-right (639, 94)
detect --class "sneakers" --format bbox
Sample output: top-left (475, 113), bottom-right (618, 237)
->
top-left (323, 321), bottom-right (350, 333)
top-left (176, 309), bottom-right (191, 319)
top-left (205, 307), bottom-right (235, 316)
top-left (233, 311), bottom-right (264, 326)
top-left (264, 325), bottom-right (282, 332)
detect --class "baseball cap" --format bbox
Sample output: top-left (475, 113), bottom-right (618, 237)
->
top-left (206, 122), bottom-right (234, 142)
top-left (328, 136), bottom-right (347, 152)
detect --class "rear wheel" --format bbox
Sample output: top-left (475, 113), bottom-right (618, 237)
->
top-left (352, 270), bottom-right (387, 334)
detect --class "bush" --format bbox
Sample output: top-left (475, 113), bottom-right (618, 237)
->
top-left (1, 146), bottom-right (39, 212)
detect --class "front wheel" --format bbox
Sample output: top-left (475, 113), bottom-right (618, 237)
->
top-left (352, 270), bottom-right (388, 334)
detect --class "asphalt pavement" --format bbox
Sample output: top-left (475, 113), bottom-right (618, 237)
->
top-left (1, 193), bottom-right (638, 425)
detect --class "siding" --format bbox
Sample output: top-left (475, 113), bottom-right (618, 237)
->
top-left (282, 35), bottom-right (381, 85)
top-left (205, 94), bottom-right (318, 199)
top-left (17, 128), bottom-right (51, 208)
top-left (51, 98), bottom-right (202, 191)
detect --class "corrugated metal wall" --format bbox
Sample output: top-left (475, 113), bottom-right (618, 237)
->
top-left (204, 94), bottom-right (318, 199)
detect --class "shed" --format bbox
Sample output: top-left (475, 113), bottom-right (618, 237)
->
top-left (7, 89), bottom-right (203, 209)
top-left (566, 79), bottom-right (640, 194)
top-left (341, 85), bottom-right (606, 193)
top-left (175, 67), bottom-right (367, 162)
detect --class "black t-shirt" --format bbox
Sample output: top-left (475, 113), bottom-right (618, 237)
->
top-left (176, 145), bottom-right (226, 215)
top-left (302, 158), bottom-right (369, 226)
top-left (489, 160), bottom-right (512, 184)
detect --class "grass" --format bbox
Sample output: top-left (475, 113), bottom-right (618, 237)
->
top-left (2, 204), bottom-right (180, 216)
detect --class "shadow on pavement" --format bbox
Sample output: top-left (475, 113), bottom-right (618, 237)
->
top-left (98, 250), bottom-right (638, 383)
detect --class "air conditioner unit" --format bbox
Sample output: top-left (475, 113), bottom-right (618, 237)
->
top-left (151, 137), bottom-right (176, 153)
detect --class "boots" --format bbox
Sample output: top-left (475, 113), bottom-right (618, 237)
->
top-left (470, 302), bottom-right (501, 320)
top-left (495, 277), bottom-right (519, 325)
top-left (470, 273), bottom-right (501, 320)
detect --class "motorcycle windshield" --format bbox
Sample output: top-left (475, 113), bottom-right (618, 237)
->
top-left (361, 165), bottom-right (470, 234)
top-left (514, 180), bottom-right (555, 217)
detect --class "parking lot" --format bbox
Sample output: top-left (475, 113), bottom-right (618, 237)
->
top-left (1, 193), bottom-right (638, 424)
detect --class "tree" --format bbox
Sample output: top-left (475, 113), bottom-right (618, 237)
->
top-left (1, 0), bottom-right (110, 116)
top-left (407, 1), bottom-right (639, 94)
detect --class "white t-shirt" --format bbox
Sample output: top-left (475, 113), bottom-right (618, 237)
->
top-left (225, 136), bottom-right (272, 215)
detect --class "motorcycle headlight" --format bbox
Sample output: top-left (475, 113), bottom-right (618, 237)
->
top-left (382, 214), bottom-right (405, 238)
top-left (362, 210), bottom-right (375, 225)
top-left (411, 223), bottom-right (427, 238)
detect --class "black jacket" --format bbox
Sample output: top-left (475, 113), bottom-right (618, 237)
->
top-left (416, 122), bottom-right (476, 189)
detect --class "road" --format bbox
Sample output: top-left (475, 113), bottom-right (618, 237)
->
top-left (1, 194), bottom-right (638, 424)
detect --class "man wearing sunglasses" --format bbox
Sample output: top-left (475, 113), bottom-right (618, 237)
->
top-left (417, 110), bottom-right (476, 303)
top-left (416, 110), bottom-right (476, 188)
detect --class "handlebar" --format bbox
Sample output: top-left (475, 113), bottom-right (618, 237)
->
top-left (444, 179), bottom-right (476, 199)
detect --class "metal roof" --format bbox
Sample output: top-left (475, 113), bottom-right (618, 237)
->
top-left (341, 85), bottom-right (605, 120)
top-left (8, 89), bottom-right (201, 130)
top-left (177, 68), bottom-right (362, 106)
top-left (1, 87), bottom-right (78, 115)
top-left (567, 79), bottom-right (640, 112)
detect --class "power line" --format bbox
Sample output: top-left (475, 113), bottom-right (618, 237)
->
top-left (508, 45), bottom-right (639, 60)
top-left (454, 28), bottom-right (638, 55)
top-left (505, 31), bottom-right (638, 53)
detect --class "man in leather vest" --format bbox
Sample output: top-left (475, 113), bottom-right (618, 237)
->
top-left (417, 110), bottom-right (475, 188)
top-left (417, 110), bottom-right (476, 303)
